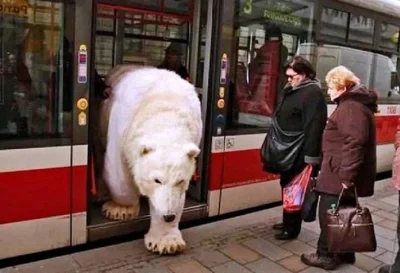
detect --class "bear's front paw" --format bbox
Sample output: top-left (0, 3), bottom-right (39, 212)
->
top-left (101, 201), bottom-right (140, 221)
top-left (144, 230), bottom-right (186, 255)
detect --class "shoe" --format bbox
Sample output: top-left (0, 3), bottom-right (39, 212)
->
top-left (274, 231), bottom-right (297, 240)
top-left (339, 253), bottom-right (355, 264)
top-left (379, 264), bottom-right (400, 273)
top-left (301, 253), bottom-right (340, 271)
top-left (272, 222), bottom-right (284, 230)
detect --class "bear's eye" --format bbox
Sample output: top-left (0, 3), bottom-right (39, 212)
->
top-left (154, 179), bottom-right (162, 184)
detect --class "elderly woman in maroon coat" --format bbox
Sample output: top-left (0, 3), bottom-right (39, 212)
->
top-left (301, 66), bottom-right (378, 270)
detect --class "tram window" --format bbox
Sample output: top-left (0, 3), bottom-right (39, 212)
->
top-left (95, 36), bottom-right (114, 77)
top-left (0, 0), bottom-right (72, 139)
top-left (380, 24), bottom-right (400, 52)
top-left (348, 14), bottom-right (374, 45)
top-left (123, 39), bottom-right (188, 69)
top-left (96, 7), bottom-right (115, 32)
top-left (321, 8), bottom-right (348, 44)
top-left (124, 14), bottom-right (188, 40)
top-left (373, 54), bottom-right (400, 103)
top-left (230, 0), bottom-right (315, 129)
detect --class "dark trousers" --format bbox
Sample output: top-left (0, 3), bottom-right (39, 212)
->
top-left (317, 193), bottom-right (356, 257)
top-left (280, 170), bottom-right (303, 236)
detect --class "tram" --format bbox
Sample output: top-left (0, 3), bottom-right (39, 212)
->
top-left (0, 0), bottom-right (400, 260)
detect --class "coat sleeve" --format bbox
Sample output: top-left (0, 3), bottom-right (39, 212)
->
top-left (337, 102), bottom-right (370, 186)
top-left (302, 87), bottom-right (328, 165)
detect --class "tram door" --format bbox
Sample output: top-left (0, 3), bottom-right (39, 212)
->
top-left (87, 0), bottom-right (210, 241)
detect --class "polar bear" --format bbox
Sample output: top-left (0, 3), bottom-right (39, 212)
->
top-left (97, 65), bottom-right (202, 255)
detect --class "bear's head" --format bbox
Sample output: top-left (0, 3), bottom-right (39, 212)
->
top-left (133, 140), bottom-right (200, 223)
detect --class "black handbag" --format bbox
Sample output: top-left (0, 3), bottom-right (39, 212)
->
top-left (326, 187), bottom-right (377, 253)
top-left (260, 117), bottom-right (304, 174)
top-left (301, 177), bottom-right (319, 222)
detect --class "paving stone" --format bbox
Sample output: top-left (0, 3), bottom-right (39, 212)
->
top-left (380, 196), bottom-right (399, 207)
top-left (363, 247), bottom-right (387, 258)
top-left (278, 255), bottom-right (309, 272)
top-left (72, 241), bottom-right (145, 267)
top-left (211, 261), bottom-right (252, 273)
top-left (373, 210), bottom-right (398, 221)
top-left (219, 244), bottom-right (260, 264)
top-left (377, 220), bottom-right (398, 231)
top-left (302, 222), bottom-right (321, 234)
top-left (374, 225), bottom-right (397, 240)
top-left (242, 238), bottom-right (292, 261)
top-left (261, 231), bottom-right (288, 246)
top-left (308, 238), bottom-right (319, 248)
top-left (245, 258), bottom-right (291, 273)
top-left (191, 249), bottom-right (231, 268)
top-left (134, 264), bottom-right (172, 273)
top-left (367, 201), bottom-right (395, 212)
top-left (372, 214), bottom-right (386, 224)
top-left (375, 251), bottom-right (396, 264)
top-left (354, 253), bottom-right (382, 272)
top-left (297, 229), bottom-right (320, 243)
top-left (2, 256), bottom-right (80, 273)
top-left (376, 235), bottom-right (398, 252)
top-left (281, 240), bottom-right (316, 256)
top-left (299, 267), bottom-right (328, 273)
top-left (168, 259), bottom-right (212, 273)
top-left (330, 264), bottom-right (366, 273)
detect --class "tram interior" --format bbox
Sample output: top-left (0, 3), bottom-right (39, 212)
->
top-left (88, 0), bottom-right (207, 229)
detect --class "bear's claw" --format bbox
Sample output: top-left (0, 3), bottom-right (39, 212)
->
top-left (144, 231), bottom-right (186, 255)
top-left (101, 201), bottom-right (140, 221)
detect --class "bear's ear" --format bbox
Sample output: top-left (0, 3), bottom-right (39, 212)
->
top-left (139, 143), bottom-right (153, 156)
top-left (185, 143), bottom-right (200, 159)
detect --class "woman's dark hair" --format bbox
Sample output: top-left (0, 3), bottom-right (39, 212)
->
top-left (285, 56), bottom-right (316, 79)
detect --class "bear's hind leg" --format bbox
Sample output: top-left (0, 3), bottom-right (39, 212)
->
top-left (101, 199), bottom-right (140, 221)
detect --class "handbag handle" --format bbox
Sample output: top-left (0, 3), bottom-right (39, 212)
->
top-left (333, 186), bottom-right (361, 215)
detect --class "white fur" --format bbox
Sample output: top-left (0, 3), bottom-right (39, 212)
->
top-left (103, 67), bottom-right (202, 254)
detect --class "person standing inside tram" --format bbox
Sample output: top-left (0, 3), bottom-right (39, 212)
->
top-left (301, 66), bottom-right (377, 270)
top-left (268, 56), bottom-right (327, 240)
top-left (379, 119), bottom-right (400, 273)
top-left (158, 42), bottom-right (190, 81)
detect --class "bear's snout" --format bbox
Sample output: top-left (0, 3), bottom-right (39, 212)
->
top-left (163, 214), bottom-right (176, 222)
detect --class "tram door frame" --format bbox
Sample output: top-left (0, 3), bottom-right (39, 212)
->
top-left (91, 0), bottom-right (213, 203)
top-left (82, 0), bottom-right (213, 241)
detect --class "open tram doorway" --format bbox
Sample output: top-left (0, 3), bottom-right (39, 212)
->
top-left (87, 0), bottom-right (210, 241)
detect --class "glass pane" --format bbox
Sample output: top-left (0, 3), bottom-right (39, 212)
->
top-left (124, 13), bottom-right (188, 40)
top-left (380, 23), bottom-right (400, 51)
top-left (97, 7), bottom-right (115, 32)
top-left (348, 14), bottom-right (374, 44)
top-left (0, 0), bottom-right (69, 138)
top-left (373, 53), bottom-right (400, 103)
top-left (195, 0), bottom-right (209, 88)
top-left (321, 8), bottom-right (348, 44)
top-left (95, 35), bottom-right (113, 77)
top-left (123, 39), bottom-right (187, 69)
top-left (231, 0), bottom-right (315, 129)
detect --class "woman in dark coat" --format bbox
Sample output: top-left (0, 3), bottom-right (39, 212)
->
top-left (269, 56), bottom-right (327, 240)
top-left (301, 65), bottom-right (377, 270)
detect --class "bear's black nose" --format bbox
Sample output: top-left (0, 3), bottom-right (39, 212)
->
top-left (163, 214), bottom-right (176, 222)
